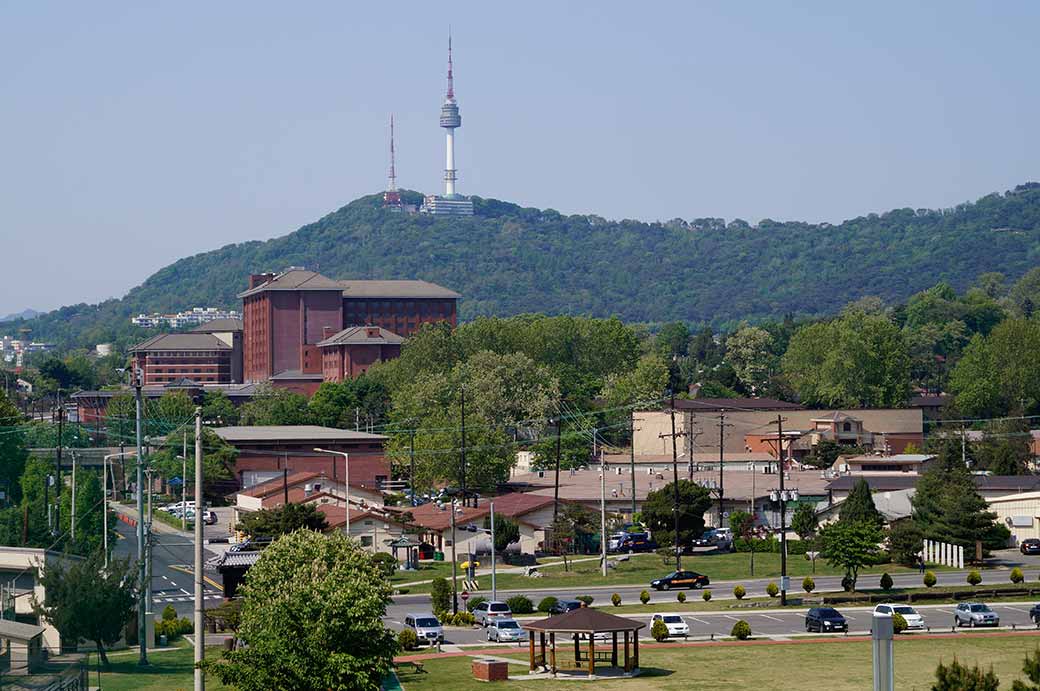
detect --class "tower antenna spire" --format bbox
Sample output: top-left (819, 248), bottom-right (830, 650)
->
top-left (383, 113), bottom-right (402, 209)
top-left (389, 113), bottom-right (397, 192)
top-left (446, 29), bottom-right (455, 101)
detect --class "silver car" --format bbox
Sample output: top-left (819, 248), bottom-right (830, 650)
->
top-left (486, 618), bottom-right (528, 642)
top-left (954, 602), bottom-right (999, 628)
top-left (404, 613), bottom-right (444, 645)
top-left (472, 600), bottom-right (512, 627)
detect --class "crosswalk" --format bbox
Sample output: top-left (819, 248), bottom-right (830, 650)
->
top-left (153, 593), bottom-right (224, 604)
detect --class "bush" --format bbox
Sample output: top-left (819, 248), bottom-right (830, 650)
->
top-left (923, 570), bottom-right (937, 588)
top-left (371, 552), bottom-right (398, 577)
top-left (447, 611), bottom-right (475, 626)
top-left (640, 590), bottom-right (651, 605)
top-left (702, 590), bottom-right (712, 601)
top-left (162, 604), bottom-right (177, 621)
top-left (507, 595), bottom-right (534, 615)
top-left (967, 569), bottom-right (982, 587)
top-left (733, 585), bottom-right (746, 600)
top-left (892, 612), bottom-right (908, 634)
top-left (677, 591), bottom-right (686, 603)
top-left (1011, 567), bottom-right (1025, 584)
top-left (651, 619), bottom-right (669, 641)
top-left (466, 596), bottom-right (487, 613)
top-left (576, 595), bottom-right (594, 606)
top-left (154, 617), bottom-right (193, 643)
top-left (398, 628), bottom-right (418, 651)
top-left (611, 593), bottom-right (621, 607)
top-left (766, 582), bottom-right (779, 598)
top-left (730, 620), bottom-right (751, 640)
top-left (802, 577), bottom-right (815, 594)
top-left (431, 577), bottom-right (451, 614)
top-left (880, 572), bottom-right (893, 590)
top-left (537, 596), bottom-right (558, 613)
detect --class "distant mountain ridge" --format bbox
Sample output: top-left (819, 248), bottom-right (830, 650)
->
top-left (0, 308), bottom-right (40, 323)
top-left (6, 183), bottom-right (1040, 349)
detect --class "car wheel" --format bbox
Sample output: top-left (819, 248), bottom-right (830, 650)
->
top-left (663, 583), bottom-right (671, 591)
top-left (805, 621), bottom-right (812, 632)
top-left (954, 618), bottom-right (960, 627)
top-left (969, 619), bottom-right (975, 628)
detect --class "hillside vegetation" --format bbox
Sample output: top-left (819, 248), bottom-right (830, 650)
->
top-left (7, 183), bottom-right (1040, 348)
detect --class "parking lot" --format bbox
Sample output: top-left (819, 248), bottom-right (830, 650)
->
top-left (385, 602), bottom-right (1040, 646)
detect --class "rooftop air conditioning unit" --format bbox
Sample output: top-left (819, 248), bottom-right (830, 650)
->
top-left (313, 483), bottom-right (322, 492)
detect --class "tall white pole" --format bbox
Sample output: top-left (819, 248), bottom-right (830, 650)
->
top-left (103, 454), bottom-right (108, 568)
top-left (70, 452), bottom-right (77, 546)
top-left (182, 432), bottom-right (187, 532)
top-left (872, 611), bottom-right (894, 691)
top-left (194, 407), bottom-right (204, 691)
top-left (600, 450), bottom-right (608, 577)
top-left (490, 501), bottom-right (496, 601)
top-left (445, 130), bottom-right (455, 196)
top-left (314, 449), bottom-right (350, 533)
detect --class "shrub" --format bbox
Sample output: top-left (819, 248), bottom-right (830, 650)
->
top-left (466, 596), bottom-right (488, 613)
top-left (398, 628), bottom-right (418, 651)
top-left (537, 596), bottom-right (558, 613)
top-left (677, 591), bottom-right (686, 603)
top-left (162, 604), bottom-right (177, 621)
top-left (1011, 567), bottom-right (1025, 584)
top-left (507, 595), bottom-right (534, 615)
top-left (923, 570), bottom-right (937, 588)
top-left (802, 577), bottom-right (815, 594)
top-left (733, 585), bottom-right (746, 600)
top-left (576, 595), bottom-right (594, 606)
top-left (651, 619), bottom-right (669, 641)
top-left (892, 612), bottom-right (907, 634)
top-left (431, 578), bottom-right (451, 614)
top-left (880, 572), bottom-right (893, 590)
top-left (371, 552), bottom-right (398, 578)
top-left (702, 590), bottom-right (712, 601)
top-left (766, 582), bottom-right (779, 598)
top-left (446, 611), bottom-right (475, 626)
top-left (932, 658), bottom-right (1000, 690)
top-left (155, 617), bottom-right (193, 643)
top-left (967, 569), bottom-right (982, 587)
top-left (611, 593), bottom-right (621, 607)
top-left (730, 620), bottom-right (751, 640)
top-left (640, 590), bottom-right (651, 605)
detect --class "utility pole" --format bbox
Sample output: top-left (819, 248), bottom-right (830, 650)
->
top-left (775, 414), bottom-right (789, 606)
top-left (459, 388), bottom-right (467, 507)
top-left (658, 394), bottom-right (685, 571)
top-left (134, 372), bottom-right (148, 665)
top-left (717, 412), bottom-right (731, 529)
top-left (69, 452), bottom-right (77, 547)
top-left (552, 415), bottom-right (562, 526)
top-left (629, 413), bottom-right (639, 517)
top-left (54, 394), bottom-right (63, 535)
top-left (599, 450), bottom-right (608, 577)
top-left (193, 407), bottom-right (204, 691)
top-left (490, 501), bottom-right (497, 601)
top-left (960, 426), bottom-right (967, 468)
top-left (450, 500), bottom-right (459, 615)
top-left (181, 432), bottom-right (187, 531)
top-left (409, 428), bottom-right (416, 506)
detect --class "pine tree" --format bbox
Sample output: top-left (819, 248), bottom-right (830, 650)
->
top-left (1011, 646), bottom-right (1040, 691)
top-left (932, 658), bottom-right (999, 691)
top-left (839, 477), bottom-right (883, 528)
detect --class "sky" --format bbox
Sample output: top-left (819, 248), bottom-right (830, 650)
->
top-left (1, 2), bottom-right (1038, 315)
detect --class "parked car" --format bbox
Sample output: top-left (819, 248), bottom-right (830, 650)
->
top-left (609, 532), bottom-right (658, 553)
top-left (1022, 539), bottom-right (1040, 555)
top-left (875, 603), bottom-right (924, 630)
top-left (201, 510), bottom-right (218, 525)
top-left (691, 528), bottom-right (733, 552)
top-left (228, 536), bottom-right (274, 552)
top-left (548, 599), bottom-right (583, 615)
top-left (473, 600), bottom-right (512, 627)
top-left (954, 603), bottom-right (999, 628)
top-left (650, 613), bottom-right (690, 638)
top-left (1029, 603), bottom-right (1040, 624)
top-left (160, 501), bottom-right (196, 514)
top-left (805, 607), bottom-right (848, 633)
top-left (404, 613), bottom-right (444, 645)
top-left (486, 618), bottom-right (528, 642)
top-left (650, 570), bottom-right (710, 591)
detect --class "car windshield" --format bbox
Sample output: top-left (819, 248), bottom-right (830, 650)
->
top-left (970, 605), bottom-right (991, 613)
top-left (819, 608), bottom-right (840, 617)
top-left (663, 616), bottom-right (683, 623)
top-left (416, 618), bottom-right (440, 627)
top-left (490, 603), bottom-right (509, 612)
top-left (665, 572), bottom-right (679, 579)
top-left (894, 606), bottom-right (916, 615)
top-left (498, 621), bottom-right (519, 629)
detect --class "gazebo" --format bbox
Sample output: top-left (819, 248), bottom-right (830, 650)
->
top-left (523, 606), bottom-right (643, 678)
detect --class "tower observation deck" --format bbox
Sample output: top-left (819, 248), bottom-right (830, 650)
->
top-left (422, 33), bottom-right (473, 216)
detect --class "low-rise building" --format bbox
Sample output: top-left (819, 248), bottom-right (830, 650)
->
top-left (831, 453), bottom-right (936, 475)
top-left (0, 547), bottom-right (82, 654)
top-left (130, 333), bottom-right (235, 386)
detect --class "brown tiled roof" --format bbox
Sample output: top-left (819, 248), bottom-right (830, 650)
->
top-left (189, 318), bottom-right (243, 332)
top-left (130, 333), bottom-right (231, 352)
top-left (237, 270), bottom-right (345, 298)
top-left (213, 425), bottom-right (386, 443)
top-left (236, 471), bottom-right (322, 498)
top-left (524, 607), bottom-right (644, 633)
top-left (407, 503), bottom-right (489, 532)
top-left (316, 326), bottom-right (405, 347)
top-left (238, 269), bottom-right (460, 300)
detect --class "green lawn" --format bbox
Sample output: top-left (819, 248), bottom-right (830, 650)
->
top-left (397, 634), bottom-right (1040, 690)
top-left (90, 645), bottom-right (230, 691)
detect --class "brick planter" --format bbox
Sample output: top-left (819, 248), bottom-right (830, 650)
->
top-left (472, 658), bottom-right (509, 682)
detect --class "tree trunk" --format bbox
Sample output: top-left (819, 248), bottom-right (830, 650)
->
top-left (96, 640), bottom-right (109, 668)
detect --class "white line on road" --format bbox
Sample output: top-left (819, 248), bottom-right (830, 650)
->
top-left (759, 615), bottom-right (785, 622)
top-left (687, 617), bottom-right (712, 625)
top-left (1006, 606), bottom-right (1031, 614)
top-left (180, 588), bottom-right (191, 596)
top-left (724, 615), bottom-right (742, 621)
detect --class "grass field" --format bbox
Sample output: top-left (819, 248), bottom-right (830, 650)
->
top-left (87, 644), bottom-right (230, 691)
top-left (397, 634), bottom-right (1040, 690)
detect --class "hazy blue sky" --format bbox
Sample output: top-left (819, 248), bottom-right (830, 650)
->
top-left (2, 2), bottom-right (1038, 315)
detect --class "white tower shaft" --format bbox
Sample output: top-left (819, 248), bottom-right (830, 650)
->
top-left (445, 129), bottom-right (456, 196)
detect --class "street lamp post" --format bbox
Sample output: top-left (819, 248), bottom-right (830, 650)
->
top-left (313, 448), bottom-right (350, 532)
top-left (102, 451), bottom-right (137, 569)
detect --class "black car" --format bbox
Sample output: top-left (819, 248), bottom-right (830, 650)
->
top-left (1022, 539), bottom-right (1040, 555)
top-left (610, 532), bottom-right (659, 554)
top-left (650, 570), bottom-right (710, 591)
top-left (549, 599), bottom-right (583, 615)
top-left (1030, 604), bottom-right (1040, 625)
top-left (805, 607), bottom-right (848, 633)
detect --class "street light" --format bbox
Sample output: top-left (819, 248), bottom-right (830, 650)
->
top-left (313, 448), bottom-right (350, 532)
top-left (103, 451), bottom-right (137, 568)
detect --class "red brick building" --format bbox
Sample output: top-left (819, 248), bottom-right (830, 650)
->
top-left (129, 333), bottom-right (235, 386)
top-left (239, 270), bottom-right (458, 386)
top-left (318, 326), bottom-right (403, 382)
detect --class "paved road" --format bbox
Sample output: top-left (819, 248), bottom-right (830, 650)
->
top-left (387, 601), bottom-right (1040, 646)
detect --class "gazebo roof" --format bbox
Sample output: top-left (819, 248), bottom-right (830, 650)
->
top-left (523, 607), bottom-right (644, 634)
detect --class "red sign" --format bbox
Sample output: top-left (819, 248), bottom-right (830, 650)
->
top-left (461, 590), bottom-right (470, 601)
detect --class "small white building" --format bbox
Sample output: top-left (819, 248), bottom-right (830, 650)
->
top-left (0, 547), bottom-right (82, 654)
top-left (986, 491), bottom-right (1040, 546)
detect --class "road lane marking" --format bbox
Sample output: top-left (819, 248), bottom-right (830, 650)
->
top-left (1006, 606), bottom-right (1030, 614)
top-left (687, 617), bottom-right (712, 625)
top-left (181, 589), bottom-right (191, 596)
top-left (760, 615), bottom-right (785, 622)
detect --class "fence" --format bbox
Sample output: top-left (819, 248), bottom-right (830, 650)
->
top-left (924, 539), bottom-right (964, 568)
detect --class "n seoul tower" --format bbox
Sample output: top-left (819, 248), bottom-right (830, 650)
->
top-left (440, 33), bottom-right (461, 198)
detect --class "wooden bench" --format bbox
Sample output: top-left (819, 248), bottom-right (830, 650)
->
top-left (396, 660), bottom-right (427, 674)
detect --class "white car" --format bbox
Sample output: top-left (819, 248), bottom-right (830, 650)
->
top-left (161, 501), bottom-right (196, 513)
top-left (650, 613), bottom-right (690, 638)
top-left (875, 603), bottom-right (925, 630)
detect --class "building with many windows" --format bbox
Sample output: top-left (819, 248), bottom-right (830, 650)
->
top-left (129, 333), bottom-right (235, 385)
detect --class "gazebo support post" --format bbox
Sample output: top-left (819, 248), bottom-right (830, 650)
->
top-left (633, 630), bottom-right (639, 670)
top-left (529, 636), bottom-right (535, 672)
top-left (573, 633), bottom-right (580, 666)
top-left (549, 632), bottom-right (556, 675)
top-left (612, 631), bottom-right (618, 667)
top-left (624, 631), bottom-right (630, 672)
top-left (588, 634), bottom-right (595, 678)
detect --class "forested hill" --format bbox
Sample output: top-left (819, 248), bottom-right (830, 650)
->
top-left (9, 183), bottom-right (1040, 349)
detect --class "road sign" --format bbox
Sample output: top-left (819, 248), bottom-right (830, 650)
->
top-left (780, 576), bottom-right (790, 591)
top-left (461, 590), bottom-right (470, 601)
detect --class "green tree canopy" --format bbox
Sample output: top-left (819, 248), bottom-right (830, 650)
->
top-left (237, 503), bottom-right (329, 537)
top-left (838, 478), bottom-right (884, 529)
top-left (949, 319), bottom-right (1040, 417)
top-left (239, 385), bottom-right (313, 426)
top-left (0, 389), bottom-right (27, 503)
top-left (641, 480), bottom-right (712, 549)
top-left (308, 376), bottom-right (389, 430)
top-left (819, 519), bottom-right (883, 591)
top-left (211, 530), bottom-right (397, 690)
